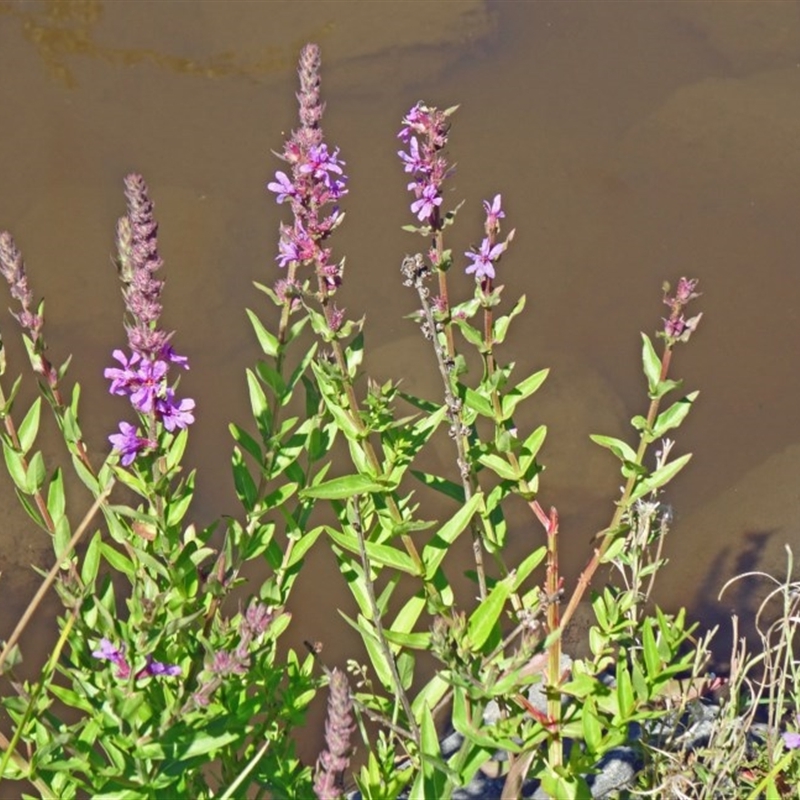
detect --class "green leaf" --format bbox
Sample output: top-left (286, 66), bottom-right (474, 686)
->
top-left (327, 526), bottom-right (419, 576)
top-left (164, 428), bottom-right (189, 473)
top-left (582, 696), bottom-right (603, 756)
top-left (519, 425), bottom-right (547, 472)
top-left (2, 441), bottom-right (26, 492)
top-left (642, 617), bottom-right (660, 680)
top-left (459, 385), bottom-right (495, 418)
top-left (229, 423), bottom-right (262, 462)
top-left (47, 467), bottom-right (66, 521)
top-left (232, 447), bottom-right (258, 510)
top-left (641, 333), bottom-right (662, 396)
top-left (246, 368), bottom-right (272, 440)
top-left (282, 526), bottom-right (322, 570)
top-left (410, 471), bottom-right (465, 503)
top-left (302, 474), bottom-right (386, 500)
top-left (492, 294), bottom-right (526, 345)
top-left (510, 546), bottom-right (547, 591)
top-left (452, 317), bottom-right (484, 348)
top-left (501, 368), bottom-right (549, 420)
top-left (101, 543), bottom-right (135, 578)
top-left (383, 629), bottom-right (430, 650)
top-left (392, 594), bottom-right (425, 636)
top-left (590, 434), bottom-right (637, 464)
top-left (477, 453), bottom-right (520, 482)
top-left (17, 398), bottom-right (41, 455)
top-left (467, 574), bottom-right (512, 650)
top-left (81, 530), bottom-right (102, 586)
top-left (25, 451), bottom-right (46, 493)
top-left (246, 308), bottom-right (279, 357)
top-left (422, 492), bottom-right (483, 578)
top-left (616, 659), bottom-right (634, 719)
top-left (411, 703), bottom-right (445, 800)
top-left (629, 452), bottom-right (692, 503)
top-left (652, 392), bottom-right (698, 438)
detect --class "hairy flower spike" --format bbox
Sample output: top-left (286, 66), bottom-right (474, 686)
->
top-left (662, 277), bottom-right (702, 344)
top-left (105, 174), bottom-right (194, 466)
top-left (0, 231), bottom-right (43, 342)
top-left (313, 668), bottom-right (355, 800)
top-left (268, 44), bottom-right (347, 307)
top-left (398, 102), bottom-right (455, 228)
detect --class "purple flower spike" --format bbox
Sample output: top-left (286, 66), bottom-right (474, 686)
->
top-left (269, 44), bottom-right (347, 303)
top-left (662, 277), bottom-right (702, 343)
top-left (106, 174), bottom-right (195, 465)
top-left (398, 102), bottom-right (455, 228)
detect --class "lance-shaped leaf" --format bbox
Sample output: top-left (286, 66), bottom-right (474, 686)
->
top-left (466, 573), bottom-right (513, 651)
top-left (246, 368), bottom-right (272, 440)
top-left (501, 368), bottom-right (549, 420)
top-left (422, 492), bottom-right (484, 578)
top-left (411, 471), bottom-right (465, 504)
top-left (301, 473), bottom-right (386, 500)
top-left (246, 308), bottom-right (279, 357)
top-left (652, 391), bottom-right (698, 439)
top-left (17, 398), bottom-right (41, 455)
top-left (641, 333), bottom-right (662, 397)
top-left (629, 452), bottom-right (692, 503)
top-left (326, 525), bottom-right (420, 576)
top-left (492, 294), bottom-right (526, 345)
top-left (410, 703), bottom-right (447, 800)
top-left (590, 434), bottom-right (637, 465)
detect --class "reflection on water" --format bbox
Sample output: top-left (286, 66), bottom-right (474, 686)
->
top-left (2, 0), bottom-right (800, 754)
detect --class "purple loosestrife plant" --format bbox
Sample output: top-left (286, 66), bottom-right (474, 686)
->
top-left (105, 174), bottom-right (195, 465)
top-left (0, 40), bottom-right (735, 800)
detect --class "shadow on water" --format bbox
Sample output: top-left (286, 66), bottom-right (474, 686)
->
top-left (2, 0), bottom-right (800, 768)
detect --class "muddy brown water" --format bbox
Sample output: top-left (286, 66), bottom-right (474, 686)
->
top-left (2, 0), bottom-right (800, 770)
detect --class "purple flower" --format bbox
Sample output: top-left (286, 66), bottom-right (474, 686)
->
top-left (782, 715), bottom-right (800, 749)
top-left (129, 358), bottom-right (168, 414)
top-left (783, 731), bottom-right (800, 749)
top-left (267, 171), bottom-right (298, 204)
top-left (465, 238), bottom-right (505, 281)
top-left (109, 422), bottom-right (153, 466)
top-left (138, 656), bottom-right (182, 678)
top-left (104, 349), bottom-right (142, 396)
top-left (398, 136), bottom-right (426, 174)
top-left (410, 182), bottom-right (443, 222)
top-left (483, 194), bottom-right (505, 233)
top-left (156, 390), bottom-right (196, 432)
top-left (92, 638), bottom-right (131, 679)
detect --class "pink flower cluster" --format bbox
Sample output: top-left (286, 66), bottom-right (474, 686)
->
top-left (92, 638), bottom-right (181, 680)
top-left (267, 44), bottom-right (347, 293)
top-left (398, 102), bottom-right (455, 225)
top-left (105, 175), bottom-right (195, 466)
top-left (465, 194), bottom-right (515, 283)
